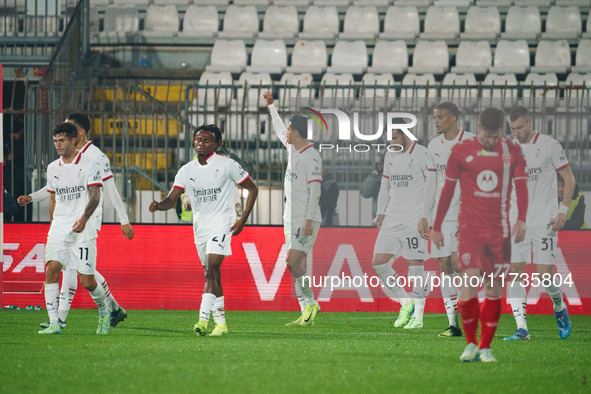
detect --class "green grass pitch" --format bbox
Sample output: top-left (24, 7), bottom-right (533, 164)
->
top-left (1, 309), bottom-right (589, 393)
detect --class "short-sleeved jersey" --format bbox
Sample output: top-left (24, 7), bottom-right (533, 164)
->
top-left (46, 151), bottom-right (103, 243)
top-left (381, 142), bottom-right (428, 228)
top-left (509, 132), bottom-right (570, 227)
top-left (285, 143), bottom-right (323, 224)
top-left (446, 136), bottom-right (528, 238)
top-left (427, 129), bottom-right (476, 222)
top-left (81, 141), bottom-right (113, 229)
top-left (173, 152), bottom-right (249, 244)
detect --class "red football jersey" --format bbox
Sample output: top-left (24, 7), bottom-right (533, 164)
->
top-left (434, 136), bottom-right (528, 238)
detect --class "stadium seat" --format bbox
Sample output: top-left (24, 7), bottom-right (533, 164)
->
top-left (501, 6), bottom-right (541, 40)
top-left (522, 73), bottom-right (559, 107)
top-left (481, 73), bottom-right (518, 98)
top-left (247, 39), bottom-right (288, 74)
top-left (556, 0), bottom-right (591, 6)
top-left (408, 40), bottom-right (449, 74)
top-left (193, 0), bottom-right (229, 6)
top-left (274, 0), bottom-right (310, 6)
top-left (361, 73), bottom-right (396, 100)
top-left (572, 39), bottom-right (591, 73)
top-left (259, 6), bottom-right (299, 39)
top-left (0, 8), bottom-right (17, 36)
top-left (420, 6), bottom-right (460, 40)
top-left (514, 0), bottom-right (551, 6)
top-left (367, 40), bottom-right (408, 74)
top-left (88, 7), bottom-right (99, 36)
top-left (327, 40), bottom-right (368, 74)
top-left (142, 5), bottom-right (179, 37)
top-left (195, 71), bottom-right (233, 109)
top-left (313, 0), bottom-right (351, 6)
top-left (287, 40), bottom-right (328, 74)
top-left (565, 72), bottom-right (591, 87)
top-left (530, 40), bottom-right (571, 74)
top-left (113, 0), bottom-right (148, 8)
top-left (90, 0), bottom-right (111, 7)
top-left (180, 5), bottom-right (218, 38)
top-left (340, 6), bottom-right (380, 40)
top-left (353, 0), bottom-right (389, 6)
top-left (584, 10), bottom-right (591, 38)
top-left (154, 0), bottom-right (190, 5)
top-left (490, 40), bottom-right (530, 74)
top-left (235, 72), bottom-right (273, 110)
top-left (460, 6), bottom-right (501, 40)
top-left (233, 0), bottom-right (271, 5)
top-left (278, 72), bottom-right (315, 108)
top-left (395, 0), bottom-right (431, 7)
top-left (218, 5), bottom-right (258, 39)
top-left (434, 0), bottom-right (472, 6)
top-left (541, 6), bottom-right (582, 40)
top-left (320, 73), bottom-right (356, 107)
top-left (300, 6), bottom-right (339, 40)
top-left (101, 6), bottom-right (139, 38)
top-left (380, 6), bottom-right (420, 40)
top-left (451, 40), bottom-right (492, 74)
top-left (399, 73), bottom-right (437, 99)
top-left (441, 73), bottom-right (479, 104)
top-left (205, 40), bottom-right (247, 73)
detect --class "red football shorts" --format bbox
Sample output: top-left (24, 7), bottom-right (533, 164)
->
top-left (457, 230), bottom-right (511, 278)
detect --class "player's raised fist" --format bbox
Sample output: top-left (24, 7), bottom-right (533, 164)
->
top-left (263, 91), bottom-right (273, 105)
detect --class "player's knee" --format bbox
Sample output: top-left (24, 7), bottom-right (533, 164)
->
top-left (79, 275), bottom-right (97, 291)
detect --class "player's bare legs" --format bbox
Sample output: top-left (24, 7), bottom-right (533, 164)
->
top-left (195, 254), bottom-right (228, 336)
top-left (372, 254), bottom-right (413, 327)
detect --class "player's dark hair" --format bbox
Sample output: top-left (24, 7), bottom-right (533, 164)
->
top-left (508, 106), bottom-right (531, 122)
top-left (66, 112), bottom-right (91, 132)
top-left (53, 122), bottom-right (78, 140)
top-left (479, 108), bottom-right (505, 132)
top-left (193, 124), bottom-right (223, 145)
top-left (289, 115), bottom-right (309, 139)
top-left (435, 102), bottom-right (460, 119)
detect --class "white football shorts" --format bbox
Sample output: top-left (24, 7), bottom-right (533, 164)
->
top-left (511, 225), bottom-right (557, 265)
top-left (45, 238), bottom-right (98, 275)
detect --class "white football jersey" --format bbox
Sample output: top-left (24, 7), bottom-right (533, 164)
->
top-left (380, 142), bottom-right (428, 228)
top-left (510, 132), bottom-right (570, 227)
top-left (427, 129), bottom-right (475, 222)
top-left (285, 143), bottom-right (323, 225)
top-left (80, 141), bottom-right (113, 229)
top-left (173, 152), bottom-right (249, 244)
top-left (46, 151), bottom-right (103, 243)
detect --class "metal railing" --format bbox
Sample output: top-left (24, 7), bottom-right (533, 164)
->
top-left (3, 81), bottom-right (590, 226)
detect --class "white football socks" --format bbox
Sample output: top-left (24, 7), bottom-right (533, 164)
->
top-left (89, 284), bottom-right (109, 317)
top-left (44, 282), bottom-right (60, 325)
top-left (58, 269), bottom-right (77, 322)
top-left (374, 263), bottom-right (412, 308)
top-left (212, 296), bottom-right (226, 324)
top-left (95, 270), bottom-right (119, 313)
top-left (545, 284), bottom-right (565, 312)
top-left (295, 275), bottom-right (316, 306)
top-left (508, 280), bottom-right (528, 331)
top-left (408, 266), bottom-right (426, 322)
top-left (440, 273), bottom-right (458, 327)
top-left (199, 293), bottom-right (216, 322)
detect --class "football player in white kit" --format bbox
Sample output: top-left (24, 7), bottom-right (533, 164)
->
top-left (419, 102), bottom-right (475, 337)
top-left (373, 126), bottom-right (429, 329)
top-left (264, 91), bottom-right (323, 327)
top-left (19, 113), bottom-right (132, 330)
top-left (149, 124), bottom-right (258, 337)
top-left (504, 106), bottom-right (574, 341)
top-left (38, 122), bottom-right (111, 334)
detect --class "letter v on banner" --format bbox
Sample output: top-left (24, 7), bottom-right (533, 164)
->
top-left (243, 243), bottom-right (289, 301)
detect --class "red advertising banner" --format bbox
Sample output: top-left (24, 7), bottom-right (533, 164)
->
top-left (3, 224), bottom-right (591, 314)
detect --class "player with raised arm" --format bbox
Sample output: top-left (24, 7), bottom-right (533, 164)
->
top-left (149, 124), bottom-right (258, 337)
top-left (264, 91), bottom-right (323, 327)
top-left (38, 122), bottom-right (111, 334)
top-left (419, 102), bottom-right (475, 337)
top-left (18, 113), bottom-right (132, 330)
top-left (432, 107), bottom-right (528, 362)
top-left (504, 106), bottom-right (574, 341)
top-left (373, 125), bottom-right (429, 329)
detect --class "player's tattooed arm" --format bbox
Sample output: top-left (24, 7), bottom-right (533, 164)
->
top-left (73, 185), bottom-right (101, 232)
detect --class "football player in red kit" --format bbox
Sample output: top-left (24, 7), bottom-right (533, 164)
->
top-left (432, 107), bottom-right (529, 363)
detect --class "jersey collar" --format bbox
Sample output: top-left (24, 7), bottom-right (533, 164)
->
top-left (299, 143), bottom-right (314, 153)
top-left (531, 131), bottom-right (540, 144)
top-left (406, 141), bottom-right (416, 154)
top-left (81, 141), bottom-right (93, 152)
top-left (59, 150), bottom-right (82, 166)
top-left (440, 128), bottom-right (465, 143)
